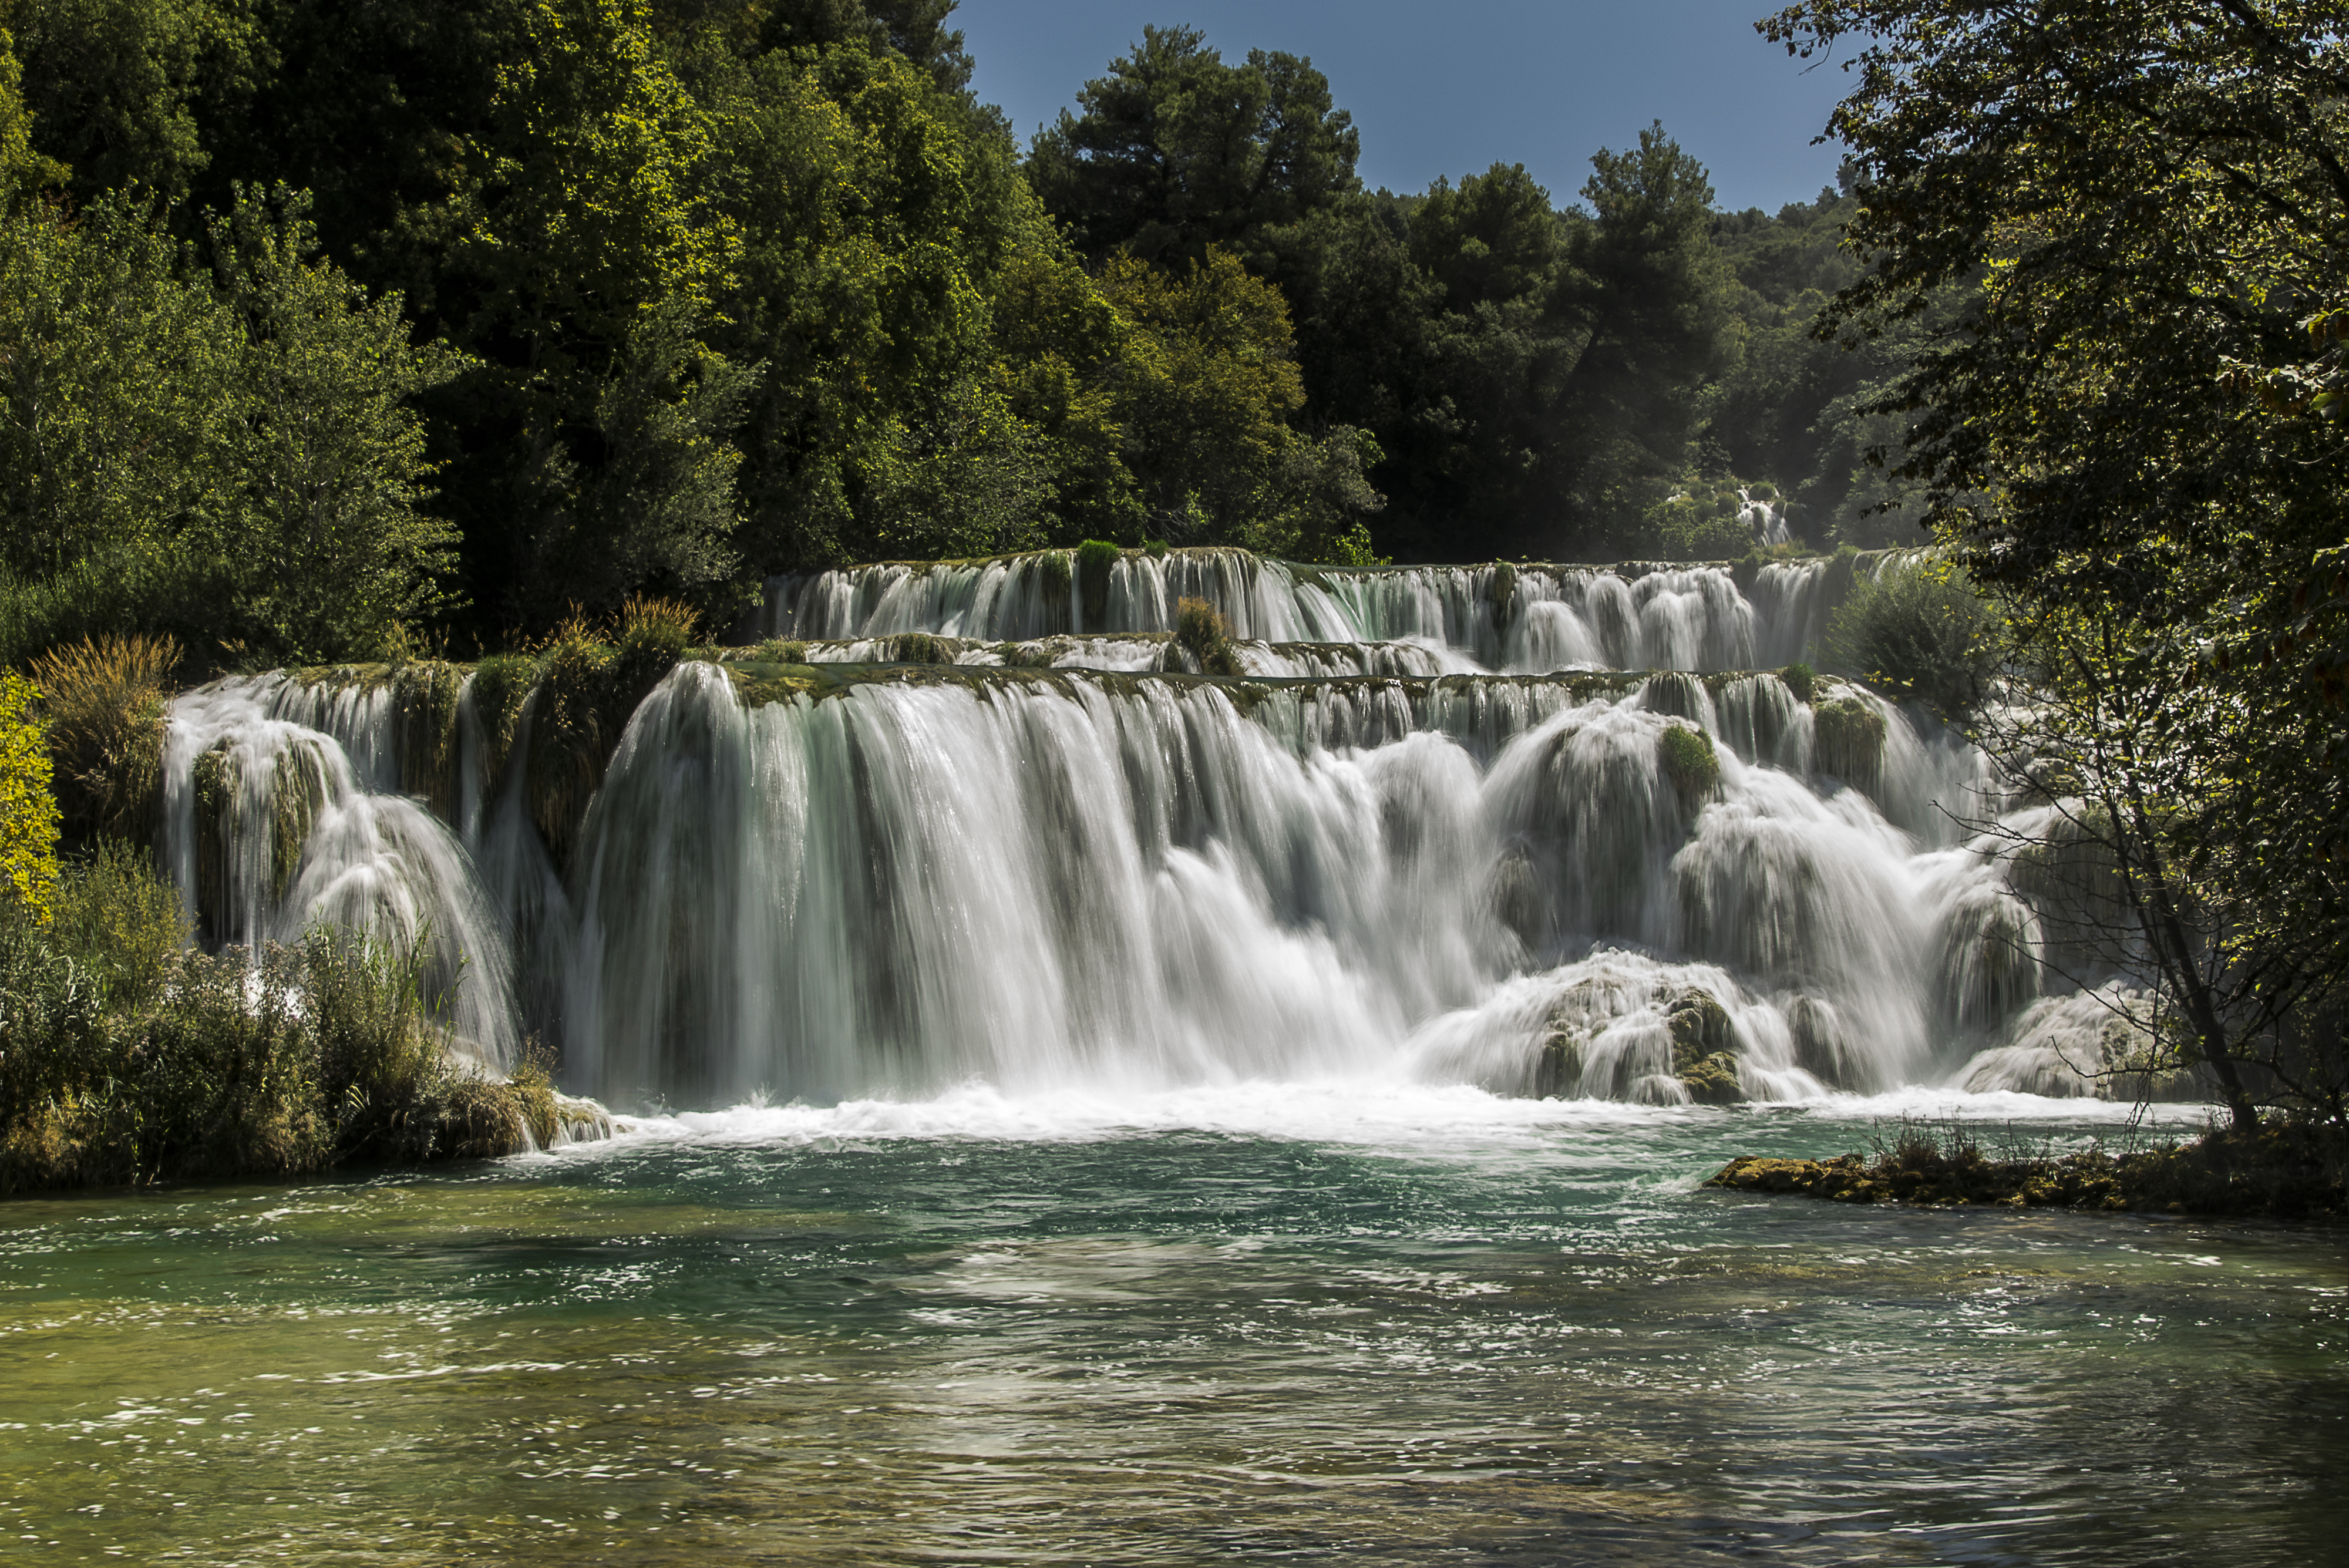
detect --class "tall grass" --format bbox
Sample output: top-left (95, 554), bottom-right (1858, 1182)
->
top-left (28, 633), bottom-right (180, 840)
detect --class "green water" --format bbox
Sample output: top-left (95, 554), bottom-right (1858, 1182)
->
top-left (1, 1089), bottom-right (2342, 1566)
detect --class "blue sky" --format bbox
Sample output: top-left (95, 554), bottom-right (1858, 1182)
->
top-left (957, 1), bottom-right (1855, 215)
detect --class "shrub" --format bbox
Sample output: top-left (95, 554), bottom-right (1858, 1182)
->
top-left (1657, 721), bottom-right (1720, 805)
top-left (751, 637), bottom-right (808, 664)
top-left (1175, 596), bottom-right (1243, 677)
top-left (1075, 539), bottom-right (1121, 627)
top-left (1648, 491), bottom-right (1756, 561)
top-left (0, 853), bottom-right (559, 1194)
top-left (0, 672), bottom-right (56, 923)
top-left (614, 594), bottom-right (696, 687)
top-left (1823, 557), bottom-right (2004, 721)
top-left (27, 633), bottom-right (179, 840)
top-left (1779, 662), bottom-right (1816, 703)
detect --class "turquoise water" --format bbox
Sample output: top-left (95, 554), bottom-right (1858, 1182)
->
top-left (2, 1088), bottom-right (2342, 1566)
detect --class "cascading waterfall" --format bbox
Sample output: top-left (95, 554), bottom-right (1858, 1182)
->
top-left (157, 547), bottom-right (2163, 1114)
top-left (762, 549), bottom-right (1840, 674)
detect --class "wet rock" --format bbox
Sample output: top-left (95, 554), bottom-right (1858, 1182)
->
top-left (1667, 988), bottom-right (1745, 1104)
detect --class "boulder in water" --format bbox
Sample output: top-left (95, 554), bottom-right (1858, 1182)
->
top-left (1667, 988), bottom-right (1745, 1104)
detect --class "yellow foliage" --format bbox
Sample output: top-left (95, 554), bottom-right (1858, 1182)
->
top-left (0, 672), bottom-right (59, 923)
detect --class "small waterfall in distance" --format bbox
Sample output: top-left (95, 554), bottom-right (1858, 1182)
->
top-left (155, 546), bottom-right (2143, 1113)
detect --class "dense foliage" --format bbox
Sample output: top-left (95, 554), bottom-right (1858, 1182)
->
top-left (0, 0), bottom-right (1911, 664)
top-left (1769, 0), bottom-right (2349, 1126)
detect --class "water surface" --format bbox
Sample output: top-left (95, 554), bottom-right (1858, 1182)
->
top-left (3, 1088), bottom-right (2340, 1565)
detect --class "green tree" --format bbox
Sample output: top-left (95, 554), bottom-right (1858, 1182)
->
top-left (1765, 0), bottom-right (2349, 1124)
top-left (454, 0), bottom-right (753, 623)
top-left (0, 0), bottom-right (263, 207)
top-left (1553, 123), bottom-right (1739, 545)
top-left (0, 26), bottom-right (66, 209)
top-left (1027, 25), bottom-right (1361, 271)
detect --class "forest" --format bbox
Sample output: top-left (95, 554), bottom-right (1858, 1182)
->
top-left (0, 0), bottom-right (2345, 1153)
top-left (0, 0), bottom-right (1911, 665)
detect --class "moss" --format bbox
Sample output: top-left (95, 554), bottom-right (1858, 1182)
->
top-left (752, 637), bottom-right (807, 664)
top-left (1812, 696), bottom-right (1887, 789)
top-left (1176, 596), bottom-right (1244, 677)
top-left (27, 634), bottom-right (177, 843)
top-left (890, 631), bottom-right (952, 665)
top-left (467, 653), bottom-right (539, 802)
top-left (1656, 722), bottom-right (1720, 806)
top-left (392, 661), bottom-right (464, 819)
top-left (1144, 537), bottom-right (1170, 558)
top-left (1076, 539), bottom-right (1121, 626)
top-left (1779, 662), bottom-right (1816, 703)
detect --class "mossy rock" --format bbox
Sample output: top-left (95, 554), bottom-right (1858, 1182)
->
top-left (1489, 853), bottom-right (1542, 944)
top-left (1667, 988), bottom-right (1745, 1103)
top-left (1076, 540), bottom-right (1121, 627)
top-left (268, 739), bottom-right (332, 897)
top-left (1812, 697), bottom-right (1886, 790)
top-left (1779, 662), bottom-right (1816, 703)
top-left (1488, 561), bottom-right (1519, 627)
top-left (392, 662), bottom-right (465, 820)
top-left (890, 631), bottom-right (953, 665)
top-left (191, 742), bottom-right (238, 937)
top-left (1534, 1028), bottom-right (1584, 1098)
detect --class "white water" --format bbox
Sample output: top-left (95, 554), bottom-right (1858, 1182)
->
top-left (155, 593), bottom-right (2162, 1112)
top-left (761, 550), bottom-right (1838, 673)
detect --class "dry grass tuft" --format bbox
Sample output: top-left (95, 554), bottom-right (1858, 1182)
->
top-left (30, 634), bottom-right (181, 840)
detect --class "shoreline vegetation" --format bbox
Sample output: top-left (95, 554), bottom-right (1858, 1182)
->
top-left (1709, 1120), bottom-right (2348, 1222)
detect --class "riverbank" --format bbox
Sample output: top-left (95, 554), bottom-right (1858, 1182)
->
top-left (1708, 1119), bottom-right (2348, 1220)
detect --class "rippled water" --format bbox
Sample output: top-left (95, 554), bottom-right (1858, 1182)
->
top-left (2, 1088), bottom-right (2342, 1566)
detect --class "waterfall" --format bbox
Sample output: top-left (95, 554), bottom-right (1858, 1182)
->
top-left (152, 546), bottom-right (2155, 1113)
top-left (762, 549), bottom-right (1839, 674)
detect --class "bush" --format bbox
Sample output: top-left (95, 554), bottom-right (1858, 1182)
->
top-left (1779, 662), bottom-right (1816, 703)
top-left (1657, 721), bottom-right (1720, 805)
top-left (614, 594), bottom-right (697, 686)
top-left (0, 671), bottom-right (56, 923)
top-left (1175, 596), bottom-right (1243, 677)
top-left (1823, 557), bottom-right (2004, 721)
top-left (0, 852), bottom-right (556, 1194)
top-left (27, 633), bottom-right (178, 840)
top-left (750, 638), bottom-right (808, 664)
